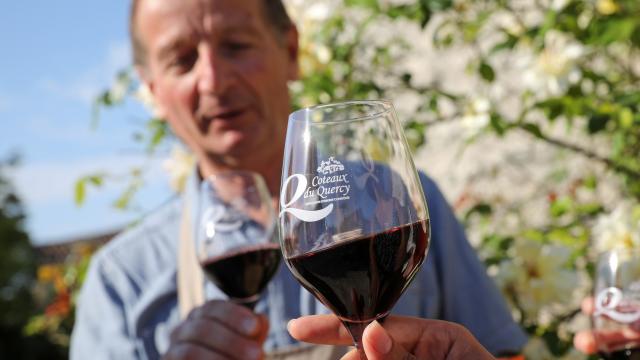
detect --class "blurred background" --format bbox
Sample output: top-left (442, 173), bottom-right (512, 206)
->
top-left (1, 0), bottom-right (639, 358)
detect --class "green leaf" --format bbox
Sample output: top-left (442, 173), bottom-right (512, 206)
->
top-left (428, 95), bottom-right (438, 113)
top-left (548, 228), bottom-right (577, 246)
top-left (146, 118), bottom-right (168, 152)
top-left (587, 114), bottom-right (610, 134)
top-left (490, 34), bottom-right (518, 54)
top-left (74, 179), bottom-right (86, 206)
top-left (345, 0), bottom-right (379, 11)
top-left (521, 123), bottom-right (544, 139)
top-left (87, 175), bottom-right (103, 186)
top-left (113, 184), bottom-right (138, 210)
top-left (464, 203), bottom-right (493, 221)
top-left (489, 114), bottom-right (507, 136)
top-left (418, 0), bottom-right (453, 28)
top-left (401, 73), bottom-right (412, 86)
top-left (479, 62), bottom-right (495, 82)
top-left (619, 108), bottom-right (634, 129)
top-left (590, 18), bottom-right (636, 45)
top-left (536, 98), bottom-right (565, 121)
top-left (550, 197), bottom-right (573, 218)
top-left (576, 203), bottom-right (604, 216)
top-left (583, 175), bottom-right (598, 190)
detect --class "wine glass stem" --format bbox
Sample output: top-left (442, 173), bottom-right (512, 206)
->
top-left (343, 320), bottom-right (370, 360)
top-left (240, 301), bottom-right (257, 310)
top-left (233, 297), bottom-right (258, 311)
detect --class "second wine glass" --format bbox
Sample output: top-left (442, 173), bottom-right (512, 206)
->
top-left (278, 100), bottom-right (431, 356)
top-left (197, 171), bottom-right (280, 310)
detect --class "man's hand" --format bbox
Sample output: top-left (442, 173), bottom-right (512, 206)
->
top-left (288, 314), bottom-right (495, 360)
top-left (163, 300), bottom-right (268, 360)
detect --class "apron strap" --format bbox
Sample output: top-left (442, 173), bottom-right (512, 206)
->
top-left (178, 197), bottom-right (205, 319)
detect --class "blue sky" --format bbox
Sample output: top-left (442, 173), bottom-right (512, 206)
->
top-left (0, 2), bottom-right (174, 244)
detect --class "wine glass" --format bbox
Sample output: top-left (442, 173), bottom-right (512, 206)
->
top-left (278, 100), bottom-right (431, 356)
top-left (593, 248), bottom-right (640, 359)
top-left (197, 171), bottom-right (280, 310)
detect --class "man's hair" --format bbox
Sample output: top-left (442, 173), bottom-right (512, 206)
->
top-left (130, 0), bottom-right (292, 67)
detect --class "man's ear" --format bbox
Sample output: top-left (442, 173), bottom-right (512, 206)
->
top-left (135, 64), bottom-right (166, 119)
top-left (285, 25), bottom-right (300, 81)
top-left (135, 64), bottom-right (153, 92)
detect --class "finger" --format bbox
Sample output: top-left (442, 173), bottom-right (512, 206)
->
top-left (573, 330), bottom-right (597, 354)
top-left (256, 314), bottom-right (270, 343)
top-left (163, 342), bottom-right (226, 360)
top-left (287, 315), bottom-right (353, 345)
top-left (189, 300), bottom-right (262, 337)
top-left (362, 320), bottom-right (415, 360)
top-left (340, 349), bottom-right (362, 360)
top-left (582, 297), bottom-right (595, 315)
top-left (171, 318), bottom-right (263, 360)
top-left (595, 327), bottom-right (640, 347)
top-left (377, 317), bottom-right (493, 359)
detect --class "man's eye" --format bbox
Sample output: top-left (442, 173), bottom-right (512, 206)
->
top-left (169, 51), bottom-right (197, 71)
top-left (224, 42), bottom-right (251, 52)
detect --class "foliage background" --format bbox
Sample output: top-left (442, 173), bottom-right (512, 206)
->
top-left (20, 0), bottom-right (640, 358)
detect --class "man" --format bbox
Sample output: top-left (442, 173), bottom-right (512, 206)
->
top-left (70, 0), bottom-right (527, 358)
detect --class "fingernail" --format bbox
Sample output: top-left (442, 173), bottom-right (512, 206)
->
top-left (370, 320), bottom-right (392, 354)
top-left (242, 316), bottom-right (258, 334)
top-left (286, 318), bottom-right (297, 333)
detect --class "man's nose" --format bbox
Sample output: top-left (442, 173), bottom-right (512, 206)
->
top-left (197, 50), bottom-right (231, 95)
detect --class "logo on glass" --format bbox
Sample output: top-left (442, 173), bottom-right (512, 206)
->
top-left (594, 286), bottom-right (640, 324)
top-left (280, 157), bottom-right (351, 222)
top-left (317, 157), bottom-right (345, 175)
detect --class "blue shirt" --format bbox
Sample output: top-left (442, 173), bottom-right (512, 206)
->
top-left (70, 172), bottom-right (527, 359)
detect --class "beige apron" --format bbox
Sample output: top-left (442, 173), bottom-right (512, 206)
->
top-left (177, 198), bottom-right (348, 359)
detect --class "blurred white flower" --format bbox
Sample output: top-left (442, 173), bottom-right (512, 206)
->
top-left (109, 77), bottom-right (129, 103)
top-left (494, 239), bottom-right (579, 320)
top-left (460, 97), bottom-right (491, 138)
top-left (495, 12), bottom-right (525, 36)
top-left (307, 2), bottom-right (331, 21)
top-left (592, 203), bottom-right (640, 253)
top-left (548, 0), bottom-right (570, 11)
top-left (134, 83), bottom-right (163, 118)
top-left (163, 145), bottom-right (195, 193)
top-left (523, 31), bottom-right (585, 97)
top-left (285, 0), bottom-right (334, 24)
top-left (314, 44), bottom-right (332, 64)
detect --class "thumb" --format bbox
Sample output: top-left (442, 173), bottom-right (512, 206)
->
top-left (362, 320), bottom-right (416, 360)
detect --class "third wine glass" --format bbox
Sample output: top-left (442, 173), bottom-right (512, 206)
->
top-left (593, 248), bottom-right (640, 359)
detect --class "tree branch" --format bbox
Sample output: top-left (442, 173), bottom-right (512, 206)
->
top-left (515, 123), bottom-right (640, 180)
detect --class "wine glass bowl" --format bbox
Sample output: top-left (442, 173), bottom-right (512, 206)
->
top-left (197, 171), bottom-right (280, 309)
top-left (279, 100), bottom-right (430, 353)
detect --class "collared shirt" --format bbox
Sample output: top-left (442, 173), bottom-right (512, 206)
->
top-left (70, 172), bottom-right (527, 359)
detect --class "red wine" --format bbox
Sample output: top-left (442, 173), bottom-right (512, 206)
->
top-left (600, 348), bottom-right (640, 360)
top-left (285, 220), bottom-right (429, 323)
top-left (200, 244), bottom-right (281, 302)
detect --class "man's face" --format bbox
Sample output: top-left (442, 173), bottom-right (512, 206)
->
top-left (136, 0), bottom-right (298, 169)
